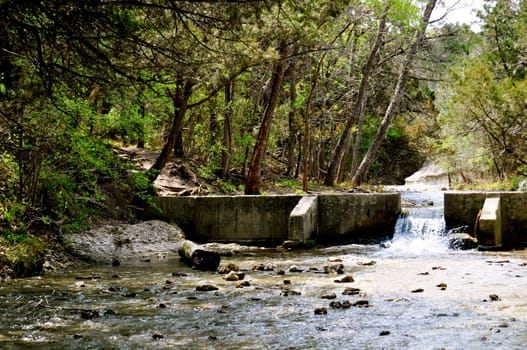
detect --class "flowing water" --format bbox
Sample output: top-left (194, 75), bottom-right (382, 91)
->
top-left (1, 192), bottom-right (527, 349)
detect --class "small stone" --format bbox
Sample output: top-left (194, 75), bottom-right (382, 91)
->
top-left (436, 283), bottom-right (447, 290)
top-left (283, 279), bottom-right (292, 285)
top-left (171, 272), bottom-right (188, 277)
top-left (379, 330), bottom-right (390, 336)
top-left (411, 288), bottom-right (424, 293)
top-left (73, 334), bottom-right (83, 339)
top-left (334, 275), bottom-right (354, 283)
top-left (327, 258), bottom-right (343, 263)
top-left (74, 281), bottom-right (86, 288)
top-left (236, 281), bottom-right (251, 288)
top-left (165, 279), bottom-right (174, 284)
top-left (489, 294), bottom-right (500, 301)
top-left (158, 303), bottom-right (167, 308)
top-left (341, 300), bottom-right (352, 309)
top-left (357, 260), bottom-right (376, 266)
top-left (321, 293), bottom-right (337, 300)
top-left (196, 284), bottom-right (219, 292)
top-left (342, 287), bottom-right (361, 295)
top-left (80, 310), bottom-right (100, 320)
top-left (324, 264), bottom-right (345, 274)
top-left (223, 271), bottom-right (240, 281)
top-left (281, 289), bottom-right (301, 296)
top-left (314, 307), bottom-right (327, 315)
top-left (289, 265), bottom-right (303, 273)
top-left (329, 301), bottom-right (342, 309)
top-left (353, 300), bottom-right (369, 307)
top-left (152, 333), bottom-right (164, 340)
top-left (112, 259), bottom-right (121, 267)
top-left (217, 263), bottom-right (239, 274)
top-left (276, 269), bottom-right (285, 275)
top-left (252, 264), bottom-right (265, 271)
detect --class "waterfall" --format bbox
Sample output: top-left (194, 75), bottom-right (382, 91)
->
top-left (385, 191), bottom-right (448, 255)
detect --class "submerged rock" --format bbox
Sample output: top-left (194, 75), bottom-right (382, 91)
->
top-left (196, 284), bottom-right (219, 292)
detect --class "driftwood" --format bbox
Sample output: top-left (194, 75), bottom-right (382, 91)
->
top-left (177, 240), bottom-right (220, 271)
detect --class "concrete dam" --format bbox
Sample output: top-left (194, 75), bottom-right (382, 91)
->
top-left (154, 191), bottom-right (527, 249)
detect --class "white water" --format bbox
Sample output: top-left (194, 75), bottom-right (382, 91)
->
top-left (384, 191), bottom-right (449, 256)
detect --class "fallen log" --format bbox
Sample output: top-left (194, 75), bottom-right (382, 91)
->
top-left (178, 240), bottom-right (220, 271)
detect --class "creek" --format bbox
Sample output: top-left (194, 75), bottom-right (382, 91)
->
top-left (1, 192), bottom-right (527, 350)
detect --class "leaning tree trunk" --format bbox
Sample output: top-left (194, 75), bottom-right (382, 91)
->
top-left (245, 44), bottom-right (289, 194)
top-left (324, 6), bottom-right (389, 186)
top-left (351, 0), bottom-right (437, 186)
top-left (148, 80), bottom-right (193, 180)
top-left (221, 79), bottom-right (234, 179)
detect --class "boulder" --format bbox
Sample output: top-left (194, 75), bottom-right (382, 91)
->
top-left (448, 233), bottom-right (478, 250)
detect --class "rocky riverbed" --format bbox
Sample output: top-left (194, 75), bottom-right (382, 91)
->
top-left (1, 221), bottom-right (527, 349)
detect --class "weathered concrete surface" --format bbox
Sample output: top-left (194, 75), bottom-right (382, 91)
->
top-left (155, 195), bottom-right (301, 243)
top-left (444, 191), bottom-right (527, 248)
top-left (317, 193), bottom-right (401, 243)
top-left (477, 196), bottom-right (502, 248)
top-left (288, 195), bottom-right (318, 243)
top-left (155, 193), bottom-right (400, 245)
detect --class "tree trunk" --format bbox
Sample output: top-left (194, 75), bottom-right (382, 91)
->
top-left (178, 240), bottom-right (220, 271)
top-left (351, 0), bottom-right (437, 186)
top-left (221, 79), bottom-right (234, 179)
top-left (149, 79), bottom-right (193, 180)
top-left (137, 99), bottom-right (146, 148)
top-left (245, 44), bottom-right (289, 194)
top-left (286, 80), bottom-right (297, 177)
top-left (324, 7), bottom-right (389, 186)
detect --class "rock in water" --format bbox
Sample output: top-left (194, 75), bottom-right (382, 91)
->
top-left (448, 233), bottom-right (478, 250)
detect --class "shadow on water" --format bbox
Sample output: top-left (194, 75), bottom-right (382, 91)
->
top-left (1, 191), bottom-right (527, 349)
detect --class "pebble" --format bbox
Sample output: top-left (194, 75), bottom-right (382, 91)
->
top-left (342, 287), bottom-right (361, 295)
top-left (196, 284), bottom-right (219, 292)
top-left (353, 300), bottom-right (369, 307)
top-left (289, 265), bottom-right (303, 273)
top-left (489, 294), bottom-right (500, 301)
top-left (314, 307), bottom-right (327, 315)
top-left (379, 330), bottom-right (390, 336)
top-left (321, 293), bottom-right (337, 299)
top-left (411, 288), bottom-right (424, 293)
top-left (334, 275), bottom-right (354, 283)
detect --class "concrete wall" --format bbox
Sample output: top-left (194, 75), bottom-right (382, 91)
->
top-left (317, 193), bottom-right (400, 243)
top-left (154, 195), bottom-right (301, 243)
top-left (154, 193), bottom-right (400, 245)
top-left (444, 191), bottom-right (527, 248)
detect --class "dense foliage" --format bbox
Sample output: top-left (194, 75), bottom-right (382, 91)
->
top-left (0, 0), bottom-right (525, 250)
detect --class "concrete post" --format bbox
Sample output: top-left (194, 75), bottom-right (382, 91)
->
top-left (288, 196), bottom-right (318, 243)
top-left (477, 196), bottom-right (502, 249)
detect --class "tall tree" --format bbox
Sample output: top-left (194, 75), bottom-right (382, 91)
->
top-left (324, 4), bottom-right (389, 186)
top-left (351, 0), bottom-right (438, 185)
top-left (245, 43), bottom-right (289, 194)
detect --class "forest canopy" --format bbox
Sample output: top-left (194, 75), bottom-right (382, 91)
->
top-left (1, 0), bottom-right (526, 236)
